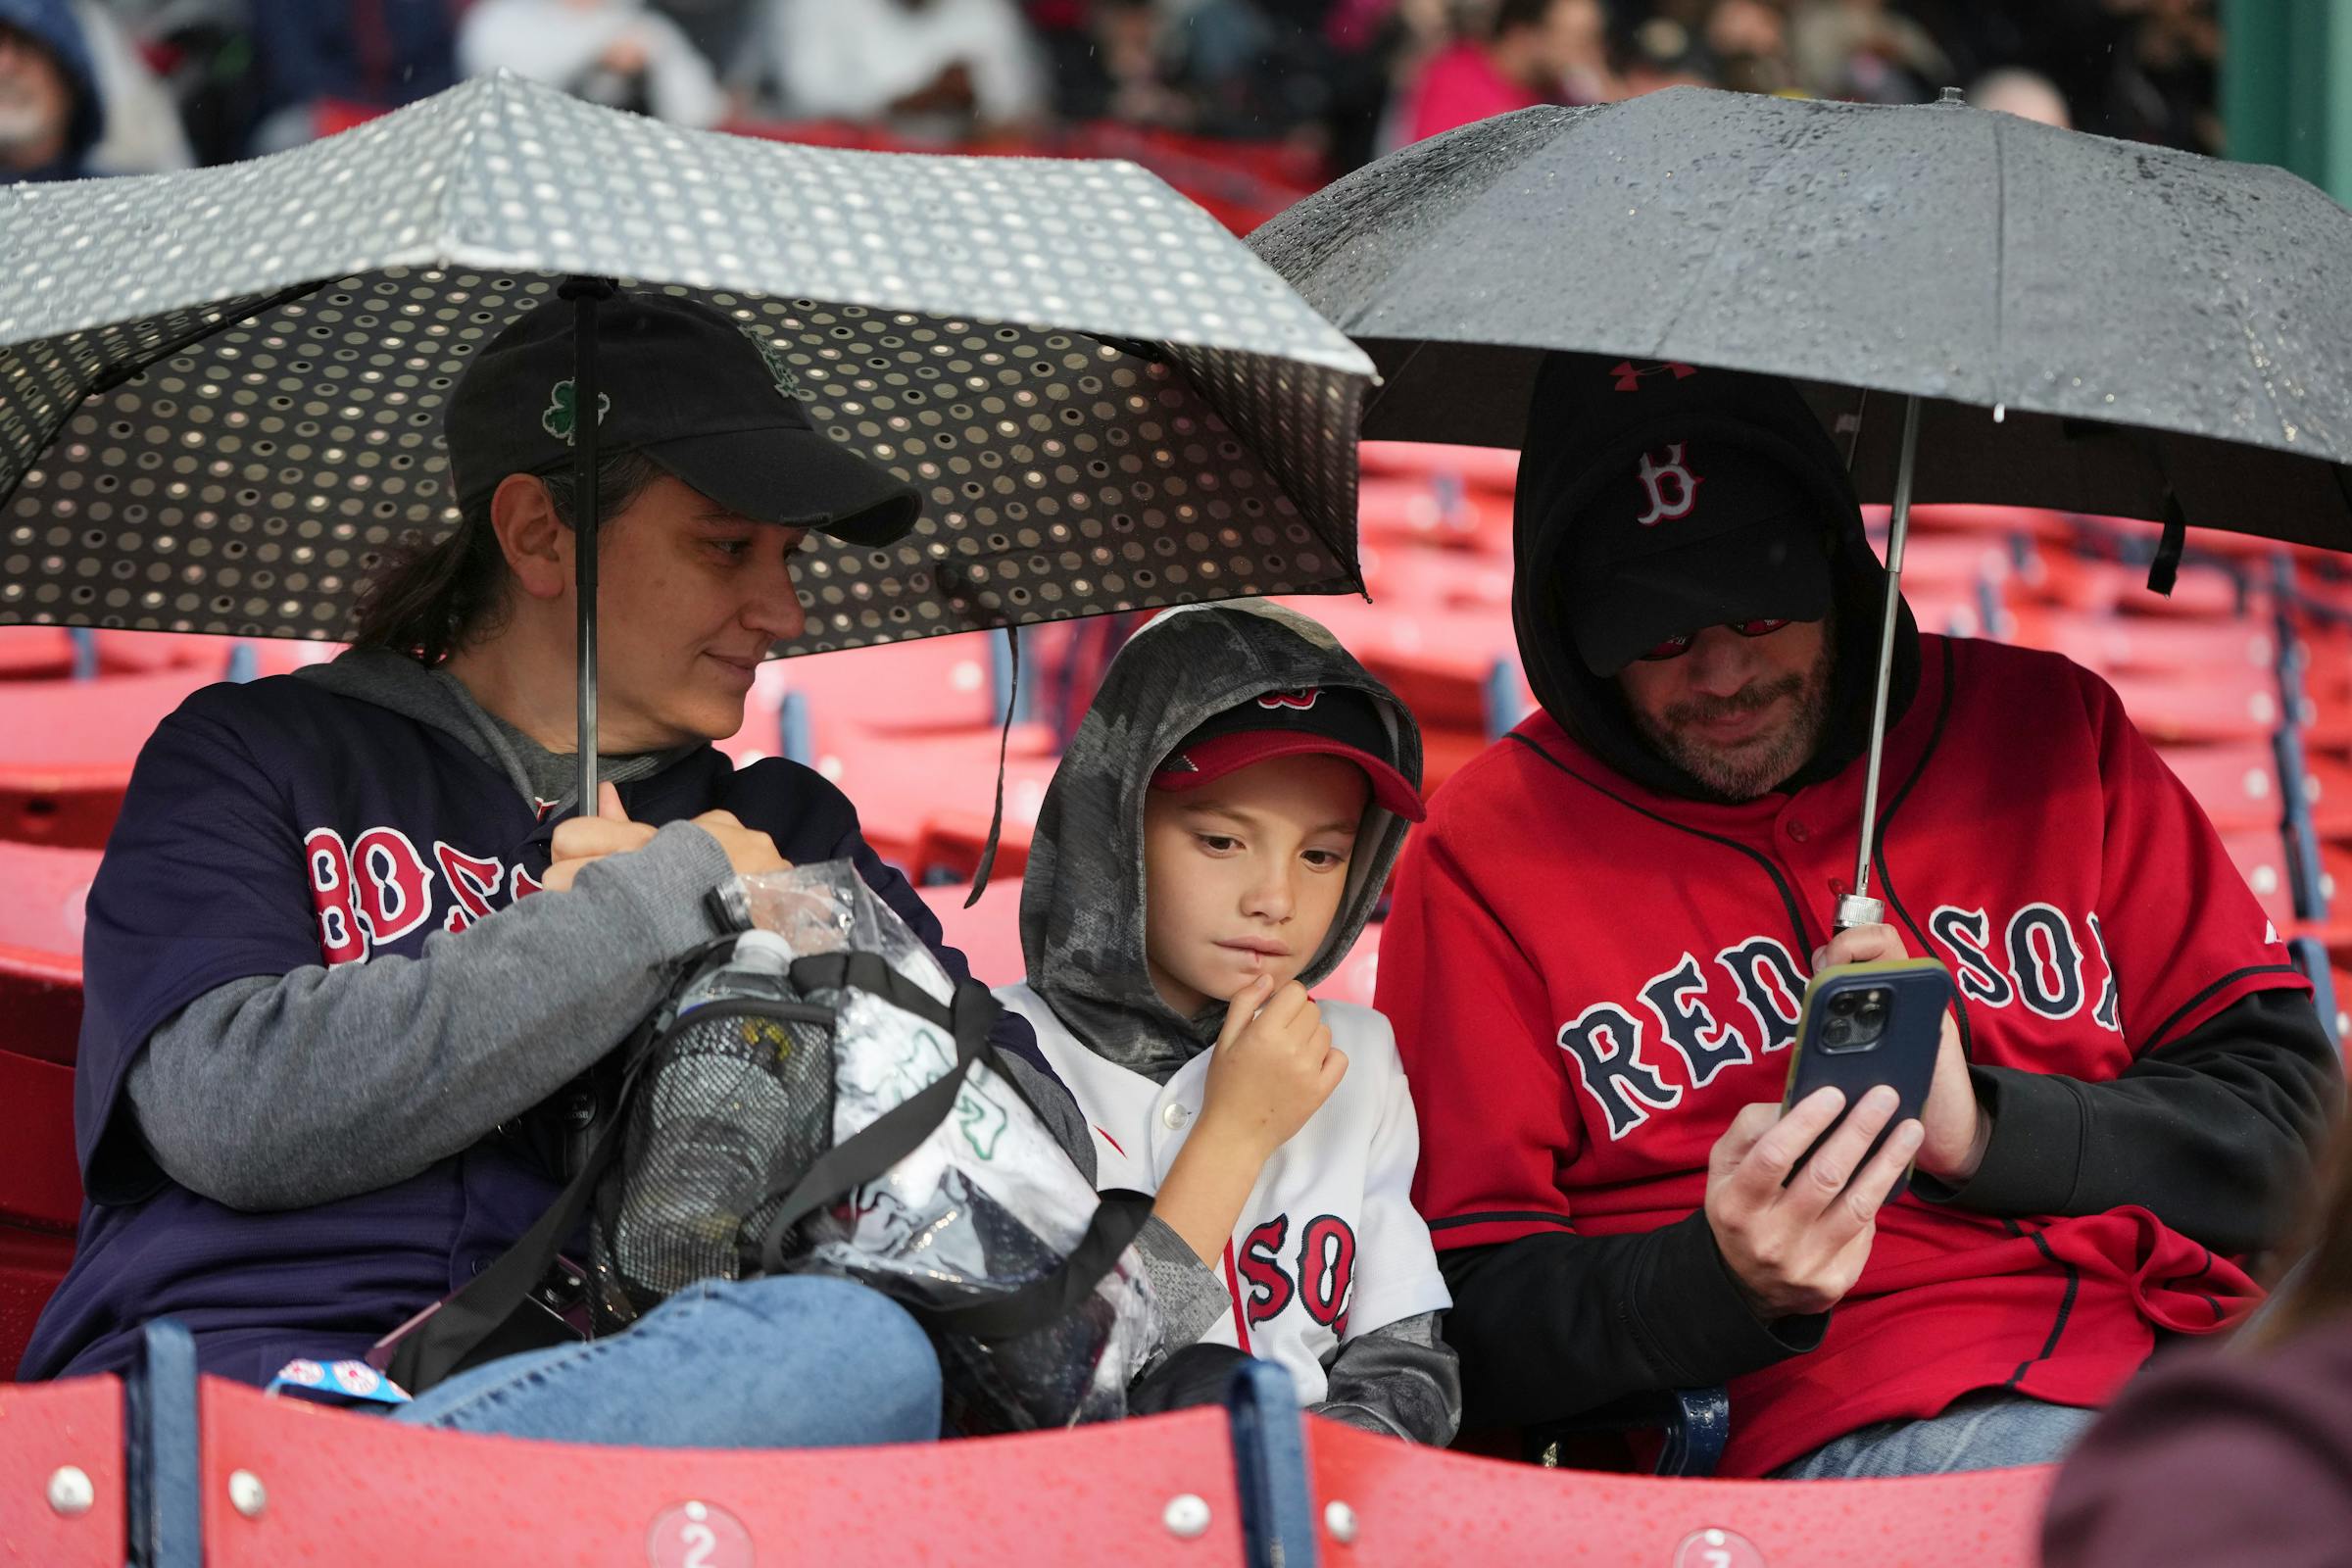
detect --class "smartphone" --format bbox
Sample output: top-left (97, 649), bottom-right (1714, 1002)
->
top-left (1781, 956), bottom-right (1955, 1186)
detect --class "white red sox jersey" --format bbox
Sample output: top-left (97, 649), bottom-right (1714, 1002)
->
top-left (1378, 635), bottom-right (2310, 1476)
top-left (996, 984), bottom-right (1452, 1405)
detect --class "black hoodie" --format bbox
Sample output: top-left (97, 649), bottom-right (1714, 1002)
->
top-left (1511, 351), bottom-right (1917, 802)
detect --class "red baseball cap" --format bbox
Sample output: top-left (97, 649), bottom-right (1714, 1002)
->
top-left (1151, 686), bottom-right (1426, 822)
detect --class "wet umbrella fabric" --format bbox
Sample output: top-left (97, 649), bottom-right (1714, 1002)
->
top-left (1249, 86), bottom-right (2352, 547)
top-left (0, 71), bottom-right (1374, 651)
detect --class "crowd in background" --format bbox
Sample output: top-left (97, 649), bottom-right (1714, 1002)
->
top-left (0, 0), bottom-right (2223, 191)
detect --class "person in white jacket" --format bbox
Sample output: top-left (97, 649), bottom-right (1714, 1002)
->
top-left (997, 601), bottom-right (1460, 1443)
top-left (748, 0), bottom-right (1043, 129)
top-left (460, 0), bottom-right (726, 128)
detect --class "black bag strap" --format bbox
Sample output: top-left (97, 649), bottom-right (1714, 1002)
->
top-left (757, 956), bottom-right (1154, 1344)
top-left (387, 1060), bottom-right (636, 1395)
top-left (753, 962), bottom-right (1000, 1272)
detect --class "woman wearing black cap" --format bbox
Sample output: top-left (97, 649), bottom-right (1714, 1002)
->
top-left (23, 291), bottom-right (1078, 1448)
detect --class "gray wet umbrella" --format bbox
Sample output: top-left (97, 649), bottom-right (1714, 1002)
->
top-left (1250, 84), bottom-right (2352, 928)
top-left (1252, 85), bottom-right (2352, 546)
top-left (0, 72), bottom-right (1374, 808)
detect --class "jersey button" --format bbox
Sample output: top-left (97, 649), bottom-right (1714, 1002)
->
top-left (1787, 820), bottom-right (1809, 842)
top-left (1161, 1102), bottom-right (1192, 1131)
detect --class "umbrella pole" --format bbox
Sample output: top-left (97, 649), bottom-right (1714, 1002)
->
top-left (1834, 393), bottom-right (1924, 934)
top-left (559, 277), bottom-right (615, 813)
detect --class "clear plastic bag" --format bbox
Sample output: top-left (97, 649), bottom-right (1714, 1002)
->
top-left (736, 862), bottom-right (1162, 1432)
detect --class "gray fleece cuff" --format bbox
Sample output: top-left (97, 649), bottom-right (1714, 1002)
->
top-left (1134, 1215), bottom-right (1237, 1353)
top-left (590, 820), bottom-right (741, 956)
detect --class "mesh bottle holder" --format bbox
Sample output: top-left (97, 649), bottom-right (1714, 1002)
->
top-left (589, 998), bottom-right (838, 1331)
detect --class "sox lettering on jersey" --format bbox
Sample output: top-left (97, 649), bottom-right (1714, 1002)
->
top-left (1559, 904), bottom-right (2119, 1137)
top-left (305, 824), bottom-right (543, 962)
top-left (1235, 1211), bottom-right (1357, 1333)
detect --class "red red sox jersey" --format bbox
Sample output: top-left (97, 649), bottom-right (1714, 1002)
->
top-left (1377, 634), bottom-right (2307, 1476)
top-left (998, 984), bottom-right (1452, 1404)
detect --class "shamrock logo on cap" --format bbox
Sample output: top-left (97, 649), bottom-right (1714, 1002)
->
top-left (541, 379), bottom-right (612, 446)
top-left (739, 325), bottom-right (803, 402)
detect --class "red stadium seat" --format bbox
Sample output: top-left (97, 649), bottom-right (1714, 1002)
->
top-left (195, 1376), bottom-right (1256, 1567)
top-left (0, 944), bottom-right (82, 1066)
top-left (2006, 610), bottom-right (2277, 679)
top-left (1317, 921), bottom-right (1381, 1007)
top-left (0, 842), bottom-right (98, 957)
top-left (2104, 668), bottom-right (2281, 746)
top-left (0, 626), bottom-right (75, 680)
top-left (2156, 744), bottom-right (2283, 835)
top-left (1903, 502), bottom-right (2074, 543)
top-left (1301, 1415), bottom-right (2050, 1568)
top-left (1358, 441), bottom-right (1522, 496)
top-left (0, 1373), bottom-right (123, 1554)
top-left (1355, 477), bottom-right (1506, 555)
top-left (2219, 830), bottom-right (2297, 926)
top-left (0, 1048), bottom-right (78, 1232)
top-left (0, 668), bottom-right (217, 847)
top-left (776, 636), bottom-right (1013, 736)
top-left (916, 878), bottom-right (1026, 991)
top-left (0, 763), bottom-right (131, 850)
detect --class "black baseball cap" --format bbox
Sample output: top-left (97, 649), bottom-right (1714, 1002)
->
top-left (446, 292), bottom-right (920, 546)
top-left (1567, 440), bottom-right (1833, 676)
top-left (1152, 685), bottom-right (1426, 822)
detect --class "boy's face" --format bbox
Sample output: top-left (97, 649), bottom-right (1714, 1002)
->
top-left (1141, 754), bottom-right (1370, 1017)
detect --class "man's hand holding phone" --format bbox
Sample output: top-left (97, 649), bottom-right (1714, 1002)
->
top-left (1810, 922), bottom-right (1986, 1185)
top-left (1705, 1085), bottom-right (1924, 1319)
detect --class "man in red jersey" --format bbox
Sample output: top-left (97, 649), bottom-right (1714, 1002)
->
top-left (1374, 354), bottom-right (2341, 1478)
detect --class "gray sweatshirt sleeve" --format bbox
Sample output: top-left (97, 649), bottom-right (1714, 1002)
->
top-left (1311, 1311), bottom-right (1463, 1446)
top-left (125, 822), bottom-right (737, 1211)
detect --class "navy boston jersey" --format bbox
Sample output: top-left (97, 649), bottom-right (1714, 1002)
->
top-left (24, 672), bottom-right (1042, 1385)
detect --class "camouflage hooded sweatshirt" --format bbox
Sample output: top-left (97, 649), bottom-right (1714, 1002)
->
top-left (1001, 601), bottom-right (1461, 1444)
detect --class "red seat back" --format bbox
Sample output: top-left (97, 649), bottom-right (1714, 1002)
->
top-left (198, 1377), bottom-right (1253, 1566)
top-left (0, 1372), bottom-right (123, 1555)
top-left (0, 944), bottom-right (82, 1065)
top-left (1303, 1417), bottom-right (2052, 1567)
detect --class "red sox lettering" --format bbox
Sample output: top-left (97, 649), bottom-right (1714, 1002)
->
top-left (1560, 903), bottom-right (2121, 1139)
top-left (1236, 1211), bottom-right (1357, 1336)
top-left (306, 824), bottom-right (542, 963)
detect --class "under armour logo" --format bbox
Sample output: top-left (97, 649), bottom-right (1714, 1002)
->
top-left (1610, 360), bottom-right (1697, 393)
top-left (1636, 444), bottom-right (1702, 526)
top-left (1257, 689), bottom-right (1320, 710)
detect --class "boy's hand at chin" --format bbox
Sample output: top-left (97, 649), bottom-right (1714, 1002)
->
top-left (1195, 975), bottom-right (1348, 1160)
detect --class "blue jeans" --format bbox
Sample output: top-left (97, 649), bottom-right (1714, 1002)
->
top-left (390, 1275), bottom-right (940, 1447)
top-left (1772, 1391), bottom-right (2097, 1479)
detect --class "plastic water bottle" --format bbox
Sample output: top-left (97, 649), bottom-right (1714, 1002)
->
top-left (609, 928), bottom-right (815, 1307)
top-left (674, 927), bottom-right (797, 1013)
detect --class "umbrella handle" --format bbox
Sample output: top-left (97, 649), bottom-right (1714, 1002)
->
top-left (560, 276), bottom-right (617, 814)
top-left (1838, 393), bottom-right (1924, 934)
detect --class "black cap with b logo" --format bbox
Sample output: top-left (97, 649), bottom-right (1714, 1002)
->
top-left (1565, 435), bottom-right (1835, 676)
top-left (446, 291), bottom-right (920, 546)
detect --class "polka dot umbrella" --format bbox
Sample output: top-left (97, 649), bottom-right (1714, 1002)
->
top-left (0, 72), bottom-right (1373, 807)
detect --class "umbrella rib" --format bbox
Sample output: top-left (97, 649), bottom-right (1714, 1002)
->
top-left (1641, 114), bottom-right (1829, 362)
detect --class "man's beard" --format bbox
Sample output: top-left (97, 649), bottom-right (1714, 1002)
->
top-left (1631, 633), bottom-right (1838, 802)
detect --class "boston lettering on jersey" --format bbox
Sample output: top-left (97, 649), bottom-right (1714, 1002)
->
top-left (1560, 901), bottom-right (2122, 1138)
